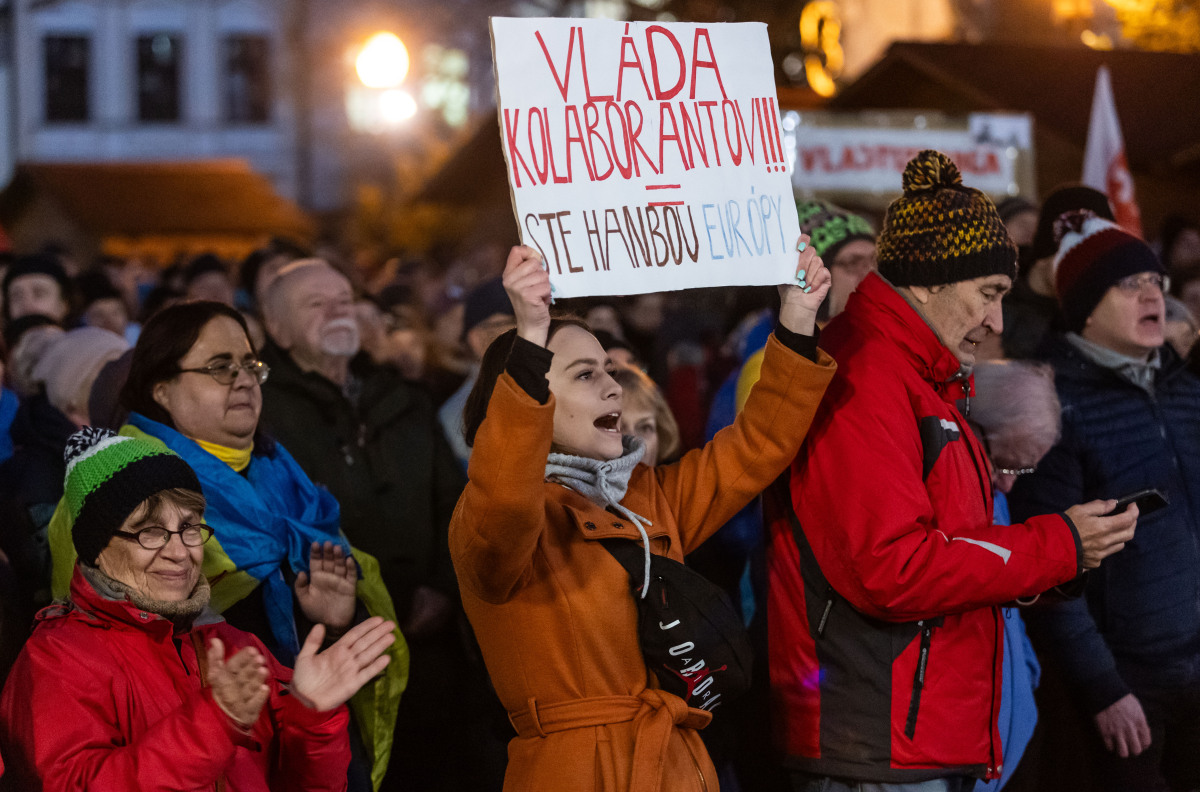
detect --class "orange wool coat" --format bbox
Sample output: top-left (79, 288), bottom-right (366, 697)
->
top-left (450, 334), bottom-right (835, 792)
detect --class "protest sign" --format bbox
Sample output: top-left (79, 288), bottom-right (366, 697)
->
top-left (491, 17), bottom-right (800, 298)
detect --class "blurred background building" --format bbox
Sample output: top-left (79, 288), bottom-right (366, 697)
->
top-left (0, 0), bottom-right (1196, 260)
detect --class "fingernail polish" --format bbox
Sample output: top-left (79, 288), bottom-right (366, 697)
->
top-left (796, 241), bottom-right (807, 252)
top-left (797, 280), bottom-right (807, 289)
top-left (803, 286), bottom-right (812, 293)
top-left (798, 269), bottom-right (807, 279)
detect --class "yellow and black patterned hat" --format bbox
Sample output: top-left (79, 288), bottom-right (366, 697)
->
top-left (877, 150), bottom-right (1017, 288)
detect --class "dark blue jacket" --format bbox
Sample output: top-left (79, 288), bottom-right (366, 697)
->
top-left (1009, 336), bottom-right (1200, 713)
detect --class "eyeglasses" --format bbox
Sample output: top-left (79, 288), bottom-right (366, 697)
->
top-left (979, 428), bottom-right (1038, 478)
top-left (1114, 273), bottom-right (1169, 295)
top-left (993, 464), bottom-right (1037, 477)
top-left (114, 523), bottom-right (214, 550)
top-left (178, 359), bottom-right (270, 386)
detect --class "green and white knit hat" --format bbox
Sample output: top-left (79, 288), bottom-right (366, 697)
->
top-left (63, 427), bottom-right (203, 565)
top-left (795, 199), bottom-right (875, 263)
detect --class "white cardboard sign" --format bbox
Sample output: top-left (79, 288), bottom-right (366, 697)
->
top-left (491, 17), bottom-right (800, 298)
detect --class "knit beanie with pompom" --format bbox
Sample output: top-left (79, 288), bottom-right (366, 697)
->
top-left (1053, 209), bottom-right (1164, 333)
top-left (876, 150), bottom-right (1018, 288)
top-left (63, 427), bottom-right (203, 565)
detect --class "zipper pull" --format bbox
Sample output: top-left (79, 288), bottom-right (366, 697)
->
top-left (917, 620), bottom-right (933, 684)
top-left (817, 586), bottom-right (835, 636)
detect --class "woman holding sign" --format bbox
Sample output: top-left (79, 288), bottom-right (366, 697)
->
top-left (450, 239), bottom-right (835, 791)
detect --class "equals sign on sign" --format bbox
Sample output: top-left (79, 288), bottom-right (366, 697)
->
top-left (646, 183), bottom-right (683, 208)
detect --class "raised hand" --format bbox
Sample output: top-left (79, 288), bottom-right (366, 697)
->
top-left (294, 541), bottom-right (357, 632)
top-left (778, 233), bottom-right (832, 336)
top-left (291, 617), bottom-right (397, 712)
top-left (502, 245), bottom-right (552, 347)
top-left (207, 638), bottom-right (269, 728)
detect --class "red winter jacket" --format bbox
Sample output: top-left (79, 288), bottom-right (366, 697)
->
top-left (0, 567), bottom-right (350, 791)
top-left (767, 273), bottom-right (1081, 783)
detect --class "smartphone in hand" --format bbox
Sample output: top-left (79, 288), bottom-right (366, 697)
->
top-left (1104, 488), bottom-right (1168, 517)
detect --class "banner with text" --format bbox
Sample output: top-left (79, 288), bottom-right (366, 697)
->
top-left (786, 111), bottom-right (1036, 205)
top-left (491, 17), bottom-right (800, 298)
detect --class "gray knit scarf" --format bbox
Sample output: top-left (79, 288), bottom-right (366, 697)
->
top-left (545, 437), bottom-right (654, 598)
top-left (80, 562), bottom-right (212, 630)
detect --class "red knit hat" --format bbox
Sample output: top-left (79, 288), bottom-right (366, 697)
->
top-left (1053, 210), bottom-right (1164, 332)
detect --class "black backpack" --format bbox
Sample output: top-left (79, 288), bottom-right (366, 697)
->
top-left (601, 538), bottom-right (753, 715)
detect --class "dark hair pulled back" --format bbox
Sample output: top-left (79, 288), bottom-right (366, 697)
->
top-left (120, 301), bottom-right (255, 427)
top-left (462, 316), bottom-right (590, 448)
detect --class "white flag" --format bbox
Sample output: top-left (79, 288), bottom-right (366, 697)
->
top-left (1082, 65), bottom-right (1142, 237)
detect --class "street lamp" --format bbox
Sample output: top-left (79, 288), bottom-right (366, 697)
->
top-left (356, 31), bottom-right (409, 89)
top-left (347, 31), bottom-right (417, 133)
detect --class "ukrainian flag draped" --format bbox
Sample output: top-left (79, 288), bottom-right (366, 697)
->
top-left (49, 415), bottom-right (407, 790)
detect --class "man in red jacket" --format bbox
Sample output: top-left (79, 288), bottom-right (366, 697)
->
top-left (767, 150), bottom-right (1139, 792)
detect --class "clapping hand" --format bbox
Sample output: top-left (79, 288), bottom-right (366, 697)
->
top-left (502, 245), bottom-right (552, 347)
top-left (207, 638), bottom-right (269, 728)
top-left (294, 541), bottom-right (357, 632)
top-left (291, 617), bottom-right (397, 711)
top-left (778, 234), bottom-right (832, 336)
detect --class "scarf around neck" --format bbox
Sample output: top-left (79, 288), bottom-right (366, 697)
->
top-left (126, 411), bottom-right (348, 662)
top-left (546, 437), bottom-right (655, 598)
top-left (1066, 332), bottom-right (1162, 395)
top-left (80, 562), bottom-right (212, 630)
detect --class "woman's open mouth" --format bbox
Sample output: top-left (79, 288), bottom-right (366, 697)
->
top-left (594, 412), bottom-right (621, 432)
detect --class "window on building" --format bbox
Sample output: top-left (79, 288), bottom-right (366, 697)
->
top-left (45, 36), bottom-right (90, 122)
top-left (223, 36), bottom-right (270, 123)
top-left (137, 33), bottom-right (182, 122)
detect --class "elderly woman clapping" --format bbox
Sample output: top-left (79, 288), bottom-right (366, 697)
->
top-left (46, 301), bottom-right (405, 786)
top-left (0, 428), bottom-right (395, 790)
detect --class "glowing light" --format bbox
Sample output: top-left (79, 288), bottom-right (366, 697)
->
top-left (1081, 29), bottom-right (1115, 49)
top-left (378, 89), bottom-right (417, 124)
top-left (356, 32), bottom-right (409, 89)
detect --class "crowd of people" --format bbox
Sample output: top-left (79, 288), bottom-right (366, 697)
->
top-left (0, 146), bottom-right (1197, 792)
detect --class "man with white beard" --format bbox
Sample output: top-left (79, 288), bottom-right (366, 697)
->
top-left (260, 260), bottom-right (498, 792)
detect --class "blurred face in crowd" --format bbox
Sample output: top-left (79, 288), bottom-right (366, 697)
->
top-left (1003, 209), bottom-right (1038, 249)
top-left (83, 297), bottom-right (130, 337)
top-left (187, 271), bottom-right (236, 307)
top-left (910, 275), bottom-right (1011, 368)
top-left (1179, 278), bottom-right (1200, 327)
top-left (269, 264), bottom-right (360, 365)
top-left (547, 325), bottom-right (624, 461)
top-left (827, 240), bottom-right (877, 319)
top-left (1167, 228), bottom-right (1200, 269)
top-left (8, 274), bottom-right (69, 322)
top-left (152, 315), bottom-right (262, 449)
top-left (466, 312), bottom-right (516, 361)
top-left (1082, 271), bottom-right (1166, 359)
top-left (253, 253), bottom-right (293, 310)
top-left (97, 495), bottom-right (205, 602)
top-left (619, 394), bottom-right (658, 466)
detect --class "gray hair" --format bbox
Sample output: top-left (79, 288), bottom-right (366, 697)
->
top-left (970, 360), bottom-right (1062, 446)
top-left (261, 257), bottom-right (339, 327)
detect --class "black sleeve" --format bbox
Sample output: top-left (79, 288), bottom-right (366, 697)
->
top-left (504, 336), bottom-right (554, 403)
top-left (773, 323), bottom-right (821, 363)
